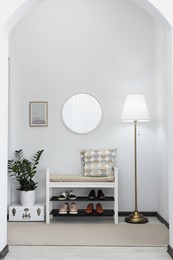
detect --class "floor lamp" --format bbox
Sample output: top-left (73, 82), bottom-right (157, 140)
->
top-left (121, 94), bottom-right (150, 224)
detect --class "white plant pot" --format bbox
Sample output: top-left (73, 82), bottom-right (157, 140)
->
top-left (20, 190), bottom-right (36, 206)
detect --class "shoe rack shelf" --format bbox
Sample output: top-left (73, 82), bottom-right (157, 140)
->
top-left (46, 168), bottom-right (118, 224)
top-left (50, 209), bottom-right (114, 217)
top-left (50, 196), bottom-right (114, 218)
top-left (50, 196), bottom-right (114, 201)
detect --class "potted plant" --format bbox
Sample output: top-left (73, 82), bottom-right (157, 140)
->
top-left (8, 149), bottom-right (44, 206)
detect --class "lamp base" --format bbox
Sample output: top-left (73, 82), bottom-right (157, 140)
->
top-left (125, 210), bottom-right (148, 224)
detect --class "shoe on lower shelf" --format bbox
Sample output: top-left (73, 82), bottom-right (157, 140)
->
top-left (59, 203), bottom-right (69, 214)
top-left (85, 203), bottom-right (94, 214)
top-left (69, 202), bottom-right (78, 214)
top-left (96, 203), bottom-right (104, 214)
top-left (58, 191), bottom-right (68, 201)
top-left (68, 190), bottom-right (77, 200)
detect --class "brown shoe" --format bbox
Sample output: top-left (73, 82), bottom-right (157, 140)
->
top-left (85, 203), bottom-right (94, 214)
top-left (96, 203), bottom-right (104, 214)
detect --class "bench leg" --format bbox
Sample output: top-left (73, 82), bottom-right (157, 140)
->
top-left (114, 184), bottom-right (118, 224)
top-left (46, 186), bottom-right (50, 224)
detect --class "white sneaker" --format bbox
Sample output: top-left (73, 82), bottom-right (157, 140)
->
top-left (69, 202), bottom-right (78, 214)
top-left (59, 203), bottom-right (69, 214)
top-left (58, 191), bottom-right (68, 200)
top-left (68, 190), bottom-right (77, 200)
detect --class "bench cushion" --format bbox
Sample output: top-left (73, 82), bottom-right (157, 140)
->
top-left (50, 174), bottom-right (114, 182)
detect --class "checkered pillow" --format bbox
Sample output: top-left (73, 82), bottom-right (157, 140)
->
top-left (84, 162), bottom-right (114, 177)
top-left (80, 148), bottom-right (116, 176)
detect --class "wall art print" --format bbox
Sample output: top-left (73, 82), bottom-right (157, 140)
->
top-left (29, 101), bottom-right (48, 127)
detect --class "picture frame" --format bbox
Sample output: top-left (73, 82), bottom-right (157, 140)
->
top-left (29, 101), bottom-right (48, 127)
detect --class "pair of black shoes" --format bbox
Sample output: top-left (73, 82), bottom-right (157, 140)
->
top-left (88, 189), bottom-right (105, 200)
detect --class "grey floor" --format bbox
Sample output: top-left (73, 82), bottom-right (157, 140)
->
top-left (5, 217), bottom-right (171, 259)
top-left (5, 246), bottom-right (172, 260)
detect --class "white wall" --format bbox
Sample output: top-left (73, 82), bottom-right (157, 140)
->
top-left (143, 0), bottom-right (173, 247)
top-left (0, 0), bottom-right (28, 252)
top-left (9, 0), bottom-right (157, 212)
top-left (0, 30), bottom-right (8, 254)
top-left (154, 22), bottom-right (169, 221)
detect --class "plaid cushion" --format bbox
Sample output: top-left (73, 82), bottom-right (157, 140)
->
top-left (84, 162), bottom-right (114, 177)
top-left (80, 148), bottom-right (116, 176)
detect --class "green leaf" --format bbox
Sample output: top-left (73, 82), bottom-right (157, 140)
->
top-left (8, 149), bottom-right (44, 191)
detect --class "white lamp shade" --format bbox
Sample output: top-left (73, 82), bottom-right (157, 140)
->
top-left (121, 94), bottom-right (150, 122)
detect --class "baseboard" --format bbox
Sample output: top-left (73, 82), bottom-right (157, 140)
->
top-left (156, 213), bottom-right (169, 229)
top-left (118, 211), bottom-right (157, 217)
top-left (168, 245), bottom-right (173, 259)
top-left (119, 212), bottom-right (169, 229)
top-left (0, 244), bottom-right (9, 259)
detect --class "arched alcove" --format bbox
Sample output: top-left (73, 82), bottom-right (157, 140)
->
top-left (0, 0), bottom-right (172, 258)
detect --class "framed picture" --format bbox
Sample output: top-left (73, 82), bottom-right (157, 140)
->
top-left (29, 101), bottom-right (48, 127)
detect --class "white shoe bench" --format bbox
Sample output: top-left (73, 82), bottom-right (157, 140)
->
top-left (46, 167), bottom-right (118, 224)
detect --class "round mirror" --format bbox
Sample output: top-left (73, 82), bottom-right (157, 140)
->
top-left (62, 93), bottom-right (102, 134)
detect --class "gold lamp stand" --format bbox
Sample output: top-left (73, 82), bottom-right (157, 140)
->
top-left (125, 121), bottom-right (148, 224)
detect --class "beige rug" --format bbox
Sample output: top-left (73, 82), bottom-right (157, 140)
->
top-left (8, 219), bottom-right (169, 247)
